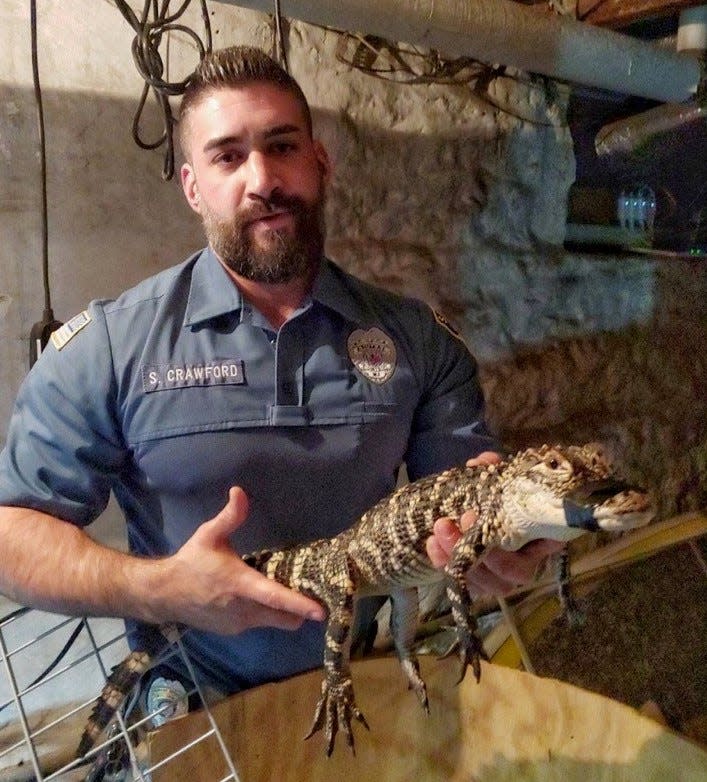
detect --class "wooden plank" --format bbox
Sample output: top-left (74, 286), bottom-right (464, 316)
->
top-left (577, 0), bottom-right (706, 27)
top-left (147, 656), bottom-right (707, 781)
top-left (519, 1), bottom-right (705, 27)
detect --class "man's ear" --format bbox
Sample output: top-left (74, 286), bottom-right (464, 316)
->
top-left (313, 140), bottom-right (332, 185)
top-left (181, 162), bottom-right (201, 214)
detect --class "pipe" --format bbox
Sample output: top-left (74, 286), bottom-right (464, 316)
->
top-left (677, 4), bottom-right (707, 56)
top-left (595, 101), bottom-right (705, 156)
top-left (596, 5), bottom-right (706, 157)
top-left (219, 0), bottom-right (701, 102)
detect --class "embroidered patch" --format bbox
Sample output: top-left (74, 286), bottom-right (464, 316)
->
top-left (347, 327), bottom-right (396, 385)
top-left (50, 310), bottom-right (92, 350)
top-left (142, 360), bottom-right (245, 393)
top-left (432, 309), bottom-right (464, 342)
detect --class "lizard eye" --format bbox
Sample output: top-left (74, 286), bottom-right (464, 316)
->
top-left (541, 450), bottom-right (570, 473)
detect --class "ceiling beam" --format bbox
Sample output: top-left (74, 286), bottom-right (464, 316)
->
top-left (519, 1), bottom-right (705, 28)
top-left (577, 1), bottom-right (706, 28)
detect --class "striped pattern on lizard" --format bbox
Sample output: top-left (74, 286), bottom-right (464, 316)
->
top-left (77, 443), bottom-right (654, 757)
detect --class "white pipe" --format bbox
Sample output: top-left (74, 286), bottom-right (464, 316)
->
top-left (677, 5), bottom-right (707, 55)
top-left (219, 0), bottom-right (702, 102)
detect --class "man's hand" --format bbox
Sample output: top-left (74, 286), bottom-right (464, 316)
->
top-left (425, 452), bottom-right (563, 597)
top-left (159, 487), bottom-right (326, 635)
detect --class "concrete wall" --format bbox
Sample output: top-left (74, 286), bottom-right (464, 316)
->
top-left (0, 0), bottom-right (705, 722)
top-left (1, 0), bottom-right (705, 550)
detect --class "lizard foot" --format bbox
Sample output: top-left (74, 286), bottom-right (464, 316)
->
top-left (304, 678), bottom-right (370, 756)
top-left (399, 658), bottom-right (429, 713)
top-left (456, 628), bottom-right (488, 684)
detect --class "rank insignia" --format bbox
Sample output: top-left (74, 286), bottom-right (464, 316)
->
top-left (50, 310), bottom-right (92, 350)
top-left (347, 327), bottom-right (396, 384)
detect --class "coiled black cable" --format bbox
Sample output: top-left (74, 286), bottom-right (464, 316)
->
top-left (113, 0), bottom-right (212, 180)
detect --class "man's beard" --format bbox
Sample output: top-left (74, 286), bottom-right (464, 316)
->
top-left (201, 190), bottom-right (326, 284)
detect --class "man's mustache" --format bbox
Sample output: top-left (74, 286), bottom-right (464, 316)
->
top-left (238, 192), bottom-right (308, 225)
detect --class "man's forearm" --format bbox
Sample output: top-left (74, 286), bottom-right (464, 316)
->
top-left (0, 505), bottom-right (166, 622)
top-left (0, 493), bottom-right (326, 635)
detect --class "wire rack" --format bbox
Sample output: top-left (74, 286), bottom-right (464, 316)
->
top-left (0, 607), bottom-right (241, 782)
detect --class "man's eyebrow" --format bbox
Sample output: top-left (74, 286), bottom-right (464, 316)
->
top-left (203, 134), bottom-right (241, 154)
top-left (264, 123), bottom-right (301, 138)
top-left (202, 124), bottom-right (303, 154)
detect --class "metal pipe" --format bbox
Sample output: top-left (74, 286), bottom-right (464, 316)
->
top-left (219, 0), bottom-right (702, 102)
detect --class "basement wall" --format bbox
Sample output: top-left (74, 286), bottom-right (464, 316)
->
top-left (0, 0), bottom-right (705, 588)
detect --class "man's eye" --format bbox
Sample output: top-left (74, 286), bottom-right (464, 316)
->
top-left (214, 151), bottom-right (241, 166)
top-left (271, 141), bottom-right (296, 154)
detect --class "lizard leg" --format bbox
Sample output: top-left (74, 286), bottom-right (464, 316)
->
top-left (389, 587), bottom-right (429, 712)
top-left (304, 557), bottom-right (369, 756)
top-left (445, 527), bottom-right (488, 684)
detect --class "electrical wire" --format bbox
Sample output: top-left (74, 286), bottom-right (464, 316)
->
top-left (0, 617), bottom-right (86, 716)
top-left (332, 30), bottom-right (566, 127)
top-left (28, 0), bottom-right (64, 368)
top-left (29, 0), bottom-right (50, 315)
top-left (0, 606), bottom-right (30, 624)
top-left (112, 0), bottom-right (212, 180)
top-left (273, 0), bottom-right (289, 73)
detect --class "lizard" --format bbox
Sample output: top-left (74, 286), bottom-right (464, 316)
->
top-left (77, 443), bottom-right (654, 758)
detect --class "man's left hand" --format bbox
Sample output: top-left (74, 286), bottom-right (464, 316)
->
top-left (425, 452), bottom-right (563, 597)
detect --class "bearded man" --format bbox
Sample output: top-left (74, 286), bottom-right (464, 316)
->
top-left (0, 47), bottom-right (558, 703)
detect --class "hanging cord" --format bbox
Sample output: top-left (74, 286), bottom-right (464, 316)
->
top-left (28, 0), bottom-right (63, 367)
top-left (273, 0), bottom-right (289, 73)
top-left (112, 0), bottom-right (212, 180)
top-left (30, 0), bottom-right (49, 314)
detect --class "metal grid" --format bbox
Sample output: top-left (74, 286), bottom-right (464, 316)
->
top-left (0, 608), bottom-right (240, 781)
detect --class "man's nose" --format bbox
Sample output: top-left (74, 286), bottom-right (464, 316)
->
top-left (245, 151), bottom-right (281, 200)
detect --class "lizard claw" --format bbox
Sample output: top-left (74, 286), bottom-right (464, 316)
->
top-left (456, 630), bottom-right (487, 684)
top-left (304, 678), bottom-right (369, 756)
top-left (399, 658), bottom-right (429, 713)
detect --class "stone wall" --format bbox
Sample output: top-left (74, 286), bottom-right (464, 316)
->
top-left (1, 0), bottom-right (705, 523)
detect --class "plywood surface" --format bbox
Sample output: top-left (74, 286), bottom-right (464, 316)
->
top-left (148, 656), bottom-right (707, 781)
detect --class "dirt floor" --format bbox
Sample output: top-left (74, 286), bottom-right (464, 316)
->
top-left (527, 537), bottom-right (707, 746)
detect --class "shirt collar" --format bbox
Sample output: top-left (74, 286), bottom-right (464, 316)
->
top-left (311, 259), bottom-right (370, 326)
top-left (183, 248), bottom-right (245, 327)
top-left (183, 249), bottom-right (369, 328)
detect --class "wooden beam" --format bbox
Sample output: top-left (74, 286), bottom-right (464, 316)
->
top-left (577, 0), bottom-right (706, 28)
top-left (518, 1), bottom-right (705, 28)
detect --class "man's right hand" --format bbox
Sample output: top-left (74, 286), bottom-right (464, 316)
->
top-left (159, 487), bottom-right (326, 635)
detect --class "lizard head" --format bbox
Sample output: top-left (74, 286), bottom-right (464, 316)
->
top-left (499, 444), bottom-right (655, 549)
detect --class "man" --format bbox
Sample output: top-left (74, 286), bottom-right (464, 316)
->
top-left (0, 47), bottom-right (556, 696)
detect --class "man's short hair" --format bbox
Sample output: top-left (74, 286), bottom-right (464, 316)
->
top-left (178, 46), bottom-right (313, 156)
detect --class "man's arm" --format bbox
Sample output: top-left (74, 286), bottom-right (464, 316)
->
top-left (0, 487), bottom-right (325, 633)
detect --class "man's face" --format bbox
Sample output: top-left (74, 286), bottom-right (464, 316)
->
top-left (180, 84), bottom-right (331, 283)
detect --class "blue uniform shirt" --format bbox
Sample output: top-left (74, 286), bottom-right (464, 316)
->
top-left (0, 249), bottom-right (495, 691)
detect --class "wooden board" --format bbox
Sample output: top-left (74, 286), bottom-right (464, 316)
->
top-left (148, 656), bottom-right (707, 781)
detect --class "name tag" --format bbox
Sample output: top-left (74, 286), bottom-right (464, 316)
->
top-left (142, 360), bottom-right (245, 393)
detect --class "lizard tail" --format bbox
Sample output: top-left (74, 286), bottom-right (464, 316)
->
top-left (76, 649), bottom-right (153, 757)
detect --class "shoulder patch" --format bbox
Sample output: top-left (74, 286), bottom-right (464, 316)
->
top-left (432, 309), bottom-right (464, 342)
top-left (50, 310), bottom-right (92, 350)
